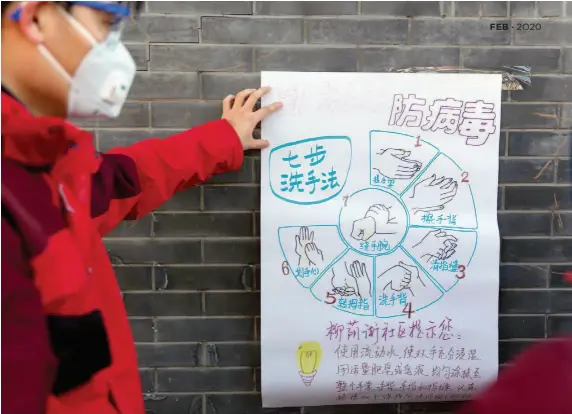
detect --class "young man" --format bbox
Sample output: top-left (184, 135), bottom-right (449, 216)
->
top-left (1, 2), bottom-right (281, 414)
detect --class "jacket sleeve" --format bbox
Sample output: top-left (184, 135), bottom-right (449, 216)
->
top-left (1, 219), bottom-right (56, 414)
top-left (91, 119), bottom-right (243, 236)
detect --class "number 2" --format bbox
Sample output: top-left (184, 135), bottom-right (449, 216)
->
top-left (461, 172), bottom-right (469, 182)
top-left (415, 135), bottom-right (422, 147)
top-left (281, 261), bottom-right (290, 275)
top-left (325, 292), bottom-right (337, 305)
top-left (456, 265), bottom-right (466, 279)
top-left (402, 302), bottom-right (415, 318)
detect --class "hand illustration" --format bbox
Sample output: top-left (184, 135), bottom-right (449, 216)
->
top-left (345, 260), bottom-right (372, 299)
top-left (351, 204), bottom-right (399, 241)
top-left (378, 261), bottom-right (425, 297)
top-left (295, 227), bottom-right (315, 267)
top-left (331, 260), bottom-right (372, 299)
top-left (413, 229), bottom-right (458, 262)
top-left (373, 148), bottom-right (422, 180)
top-left (305, 243), bottom-right (324, 267)
top-left (409, 174), bottom-right (458, 214)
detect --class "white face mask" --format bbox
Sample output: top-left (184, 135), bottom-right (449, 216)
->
top-left (37, 10), bottom-right (136, 119)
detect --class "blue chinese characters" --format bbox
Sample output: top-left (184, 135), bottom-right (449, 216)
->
top-left (268, 136), bottom-right (352, 205)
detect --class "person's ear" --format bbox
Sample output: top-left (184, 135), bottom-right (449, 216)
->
top-left (17, 1), bottom-right (46, 44)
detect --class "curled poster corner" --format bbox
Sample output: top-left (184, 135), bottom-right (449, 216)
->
top-left (388, 65), bottom-right (532, 91)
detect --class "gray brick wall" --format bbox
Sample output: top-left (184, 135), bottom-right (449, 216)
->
top-left (99, 2), bottom-right (572, 413)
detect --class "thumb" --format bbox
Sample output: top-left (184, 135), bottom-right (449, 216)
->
top-left (245, 138), bottom-right (270, 150)
top-left (387, 148), bottom-right (406, 157)
top-left (398, 261), bottom-right (415, 271)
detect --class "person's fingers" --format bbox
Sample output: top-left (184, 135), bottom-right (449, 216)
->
top-left (233, 88), bottom-right (256, 108)
top-left (254, 102), bottom-right (283, 123)
top-left (310, 231), bottom-right (315, 242)
top-left (438, 178), bottom-right (453, 188)
top-left (244, 86), bottom-right (271, 110)
top-left (222, 95), bottom-right (234, 113)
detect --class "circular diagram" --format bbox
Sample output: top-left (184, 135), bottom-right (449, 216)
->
top-left (277, 130), bottom-right (478, 319)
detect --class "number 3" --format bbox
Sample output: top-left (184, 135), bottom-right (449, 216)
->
top-left (456, 265), bottom-right (466, 279)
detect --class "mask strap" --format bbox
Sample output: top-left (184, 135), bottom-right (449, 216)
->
top-left (37, 7), bottom-right (99, 84)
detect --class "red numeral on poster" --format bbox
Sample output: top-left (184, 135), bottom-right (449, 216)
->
top-left (403, 302), bottom-right (415, 318)
top-left (281, 261), bottom-right (290, 275)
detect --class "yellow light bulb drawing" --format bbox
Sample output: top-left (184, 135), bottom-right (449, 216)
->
top-left (296, 341), bottom-right (323, 387)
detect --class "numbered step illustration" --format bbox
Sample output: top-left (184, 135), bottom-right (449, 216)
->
top-left (274, 130), bottom-right (478, 318)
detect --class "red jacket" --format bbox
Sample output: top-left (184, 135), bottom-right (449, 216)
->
top-left (1, 91), bottom-right (243, 414)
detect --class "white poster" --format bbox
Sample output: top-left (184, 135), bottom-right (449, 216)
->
top-left (260, 72), bottom-right (501, 408)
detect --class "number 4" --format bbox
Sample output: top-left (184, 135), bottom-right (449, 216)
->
top-left (402, 302), bottom-right (415, 318)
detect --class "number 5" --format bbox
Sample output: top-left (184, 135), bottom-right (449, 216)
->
top-left (325, 292), bottom-right (337, 305)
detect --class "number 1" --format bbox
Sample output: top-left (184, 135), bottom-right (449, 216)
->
top-left (415, 136), bottom-right (422, 147)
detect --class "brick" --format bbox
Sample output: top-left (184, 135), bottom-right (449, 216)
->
top-left (537, 1), bottom-right (564, 17)
top-left (114, 266), bottom-right (153, 290)
top-left (150, 45), bottom-right (253, 72)
top-left (550, 290), bottom-right (572, 312)
top-left (255, 1), bottom-right (357, 15)
top-left (360, 47), bottom-right (460, 71)
top-left (148, 1), bottom-right (253, 14)
top-left (513, 76), bottom-right (572, 102)
top-left (399, 402), bottom-right (459, 414)
top-left (498, 212), bottom-right (551, 236)
top-left (202, 17), bottom-right (303, 44)
top-left (548, 316), bottom-right (572, 336)
top-left (123, 15), bottom-right (200, 42)
top-left (254, 211), bottom-right (260, 237)
top-left (510, 1), bottom-right (536, 17)
top-left (108, 215), bottom-right (153, 238)
top-left (153, 213), bottom-right (253, 237)
top-left (205, 343), bottom-right (260, 367)
top-left (203, 186), bottom-right (260, 210)
top-left (156, 318), bottom-right (254, 342)
top-left (124, 292), bottom-right (202, 316)
top-left (499, 265), bottom-right (549, 289)
top-left (410, 20), bottom-right (510, 45)
top-left (307, 19), bottom-right (408, 45)
top-left (204, 239), bottom-right (259, 264)
top-left (564, 48), bottom-right (572, 73)
top-left (156, 187), bottom-right (201, 211)
top-left (206, 394), bottom-right (301, 414)
top-left (145, 395), bottom-right (202, 414)
top-left (157, 368), bottom-right (254, 392)
top-left (137, 343), bottom-right (199, 367)
top-left (499, 341), bottom-right (536, 364)
top-left (501, 239), bottom-right (572, 262)
top-left (455, 1), bottom-right (508, 16)
top-left (505, 186), bottom-right (572, 210)
top-left (499, 290), bottom-right (550, 313)
top-left (497, 186), bottom-right (503, 210)
top-left (105, 239), bottom-right (202, 264)
top-left (154, 265), bottom-right (254, 291)
top-left (304, 404), bottom-right (400, 413)
top-left (98, 129), bottom-right (182, 152)
top-left (130, 72), bottom-right (200, 100)
top-left (554, 213), bottom-right (572, 236)
top-left (499, 316), bottom-right (545, 339)
top-left (499, 132), bottom-right (507, 155)
top-left (557, 159), bottom-right (571, 183)
top-left (255, 46), bottom-right (358, 71)
top-left (126, 44), bottom-right (148, 70)
top-left (202, 73), bottom-right (261, 100)
top-left (563, 104), bottom-right (572, 128)
top-left (205, 292), bottom-right (260, 315)
top-left (462, 48), bottom-right (561, 73)
top-left (130, 318), bottom-right (155, 342)
top-left (514, 21), bottom-right (572, 45)
top-left (501, 103), bottom-right (559, 129)
top-left (139, 369), bottom-right (154, 393)
top-left (499, 158), bottom-right (554, 183)
top-left (507, 131), bottom-right (571, 156)
top-left (150, 101), bottom-right (221, 128)
top-left (74, 102), bottom-right (149, 128)
top-left (361, 1), bottom-right (442, 16)
top-left (205, 157), bottom-right (256, 184)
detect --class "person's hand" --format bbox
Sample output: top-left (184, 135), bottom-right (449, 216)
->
top-left (365, 204), bottom-right (398, 234)
top-left (413, 229), bottom-right (458, 261)
top-left (346, 260), bottom-right (372, 299)
top-left (304, 243), bottom-right (324, 267)
top-left (351, 217), bottom-right (376, 241)
top-left (222, 86), bottom-right (283, 150)
top-left (409, 174), bottom-right (458, 214)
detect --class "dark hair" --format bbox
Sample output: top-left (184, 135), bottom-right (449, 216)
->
top-left (1, 2), bottom-right (144, 17)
